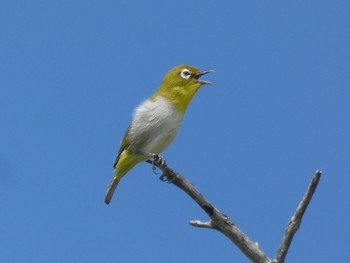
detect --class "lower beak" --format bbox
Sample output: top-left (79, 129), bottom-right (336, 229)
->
top-left (194, 70), bottom-right (214, 85)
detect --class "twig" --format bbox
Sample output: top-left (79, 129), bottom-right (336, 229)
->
top-left (274, 170), bottom-right (322, 263)
top-left (189, 220), bottom-right (213, 228)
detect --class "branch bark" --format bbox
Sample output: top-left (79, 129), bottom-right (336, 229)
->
top-left (152, 156), bottom-right (322, 263)
top-left (274, 170), bottom-right (322, 263)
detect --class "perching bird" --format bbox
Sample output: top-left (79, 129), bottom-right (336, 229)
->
top-left (104, 65), bottom-right (213, 204)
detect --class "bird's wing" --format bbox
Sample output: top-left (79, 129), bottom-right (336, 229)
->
top-left (113, 125), bottom-right (131, 168)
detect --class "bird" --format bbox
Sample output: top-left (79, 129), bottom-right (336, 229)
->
top-left (104, 64), bottom-right (214, 204)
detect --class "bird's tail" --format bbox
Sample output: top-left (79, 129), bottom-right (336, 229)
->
top-left (104, 151), bottom-right (142, 205)
top-left (104, 174), bottom-right (120, 205)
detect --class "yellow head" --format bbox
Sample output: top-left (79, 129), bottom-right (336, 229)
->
top-left (151, 65), bottom-right (214, 113)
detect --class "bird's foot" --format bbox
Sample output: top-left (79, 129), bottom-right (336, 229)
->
top-left (148, 154), bottom-right (166, 174)
top-left (146, 154), bottom-right (171, 182)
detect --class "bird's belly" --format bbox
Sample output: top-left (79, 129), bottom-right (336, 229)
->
top-left (129, 96), bottom-right (183, 154)
top-left (142, 124), bottom-right (179, 154)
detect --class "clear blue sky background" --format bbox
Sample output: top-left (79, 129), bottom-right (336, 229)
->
top-left (1, 1), bottom-right (349, 262)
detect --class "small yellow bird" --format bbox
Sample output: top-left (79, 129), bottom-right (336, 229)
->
top-left (104, 65), bottom-right (213, 204)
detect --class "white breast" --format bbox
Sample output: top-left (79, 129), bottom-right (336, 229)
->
top-left (128, 96), bottom-right (183, 154)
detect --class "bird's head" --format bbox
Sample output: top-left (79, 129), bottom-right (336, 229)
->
top-left (153, 65), bottom-right (214, 112)
top-left (162, 65), bottom-right (214, 87)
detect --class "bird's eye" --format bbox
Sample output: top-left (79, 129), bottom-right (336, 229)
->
top-left (180, 69), bottom-right (191, 80)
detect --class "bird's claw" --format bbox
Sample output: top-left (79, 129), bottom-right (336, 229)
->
top-left (148, 154), bottom-right (166, 175)
top-left (159, 173), bottom-right (171, 183)
top-left (148, 154), bottom-right (171, 182)
top-left (152, 162), bottom-right (158, 174)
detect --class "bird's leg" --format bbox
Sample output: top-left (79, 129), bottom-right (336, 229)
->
top-left (152, 155), bottom-right (171, 183)
top-left (148, 153), bottom-right (164, 173)
top-left (141, 152), bottom-right (160, 173)
top-left (146, 154), bottom-right (170, 182)
top-left (152, 154), bottom-right (166, 167)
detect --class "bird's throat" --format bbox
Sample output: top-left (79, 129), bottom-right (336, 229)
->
top-left (153, 85), bottom-right (200, 113)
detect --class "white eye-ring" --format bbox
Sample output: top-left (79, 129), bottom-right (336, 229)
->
top-left (180, 68), bottom-right (191, 80)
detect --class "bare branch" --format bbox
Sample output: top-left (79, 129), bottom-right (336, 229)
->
top-left (151, 156), bottom-right (322, 263)
top-left (210, 209), bottom-right (272, 263)
top-left (152, 156), bottom-right (272, 263)
top-left (189, 220), bottom-right (213, 228)
top-left (274, 170), bottom-right (322, 263)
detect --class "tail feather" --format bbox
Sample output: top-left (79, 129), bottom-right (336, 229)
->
top-left (105, 150), bottom-right (140, 205)
top-left (104, 176), bottom-right (120, 205)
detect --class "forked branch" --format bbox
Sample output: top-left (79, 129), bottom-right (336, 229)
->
top-left (152, 155), bottom-right (322, 263)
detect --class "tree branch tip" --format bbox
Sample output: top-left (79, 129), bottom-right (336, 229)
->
top-left (189, 220), bottom-right (213, 228)
top-left (312, 170), bottom-right (322, 185)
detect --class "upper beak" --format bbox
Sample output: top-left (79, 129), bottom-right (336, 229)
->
top-left (194, 70), bottom-right (214, 85)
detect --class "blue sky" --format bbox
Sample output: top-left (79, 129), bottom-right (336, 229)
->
top-left (1, 1), bottom-right (349, 262)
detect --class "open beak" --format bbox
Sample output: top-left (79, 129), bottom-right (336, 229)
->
top-left (194, 70), bottom-right (214, 85)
